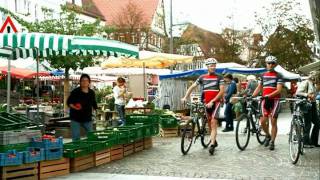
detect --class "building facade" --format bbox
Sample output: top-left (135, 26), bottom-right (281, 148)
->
top-left (76, 0), bottom-right (167, 52)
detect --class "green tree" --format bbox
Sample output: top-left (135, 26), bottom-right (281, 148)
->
top-left (0, 5), bottom-right (114, 111)
top-left (254, 0), bottom-right (314, 71)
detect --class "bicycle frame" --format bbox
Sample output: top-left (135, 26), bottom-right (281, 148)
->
top-left (189, 102), bottom-right (207, 137)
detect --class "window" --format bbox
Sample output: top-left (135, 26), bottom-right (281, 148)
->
top-left (132, 34), bottom-right (136, 44)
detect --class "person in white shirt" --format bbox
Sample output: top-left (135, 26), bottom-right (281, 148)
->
top-left (113, 77), bottom-right (127, 126)
top-left (295, 71), bottom-right (320, 147)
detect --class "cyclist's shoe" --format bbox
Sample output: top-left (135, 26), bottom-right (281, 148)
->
top-left (269, 141), bottom-right (275, 150)
top-left (209, 144), bottom-right (215, 155)
top-left (264, 136), bottom-right (271, 147)
top-left (214, 140), bottom-right (218, 148)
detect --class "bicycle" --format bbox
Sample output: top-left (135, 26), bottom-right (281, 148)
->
top-left (234, 96), bottom-right (266, 151)
top-left (287, 96), bottom-right (310, 164)
top-left (180, 102), bottom-right (211, 155)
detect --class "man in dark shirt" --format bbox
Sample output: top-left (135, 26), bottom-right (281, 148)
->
top-left (222, 74), bottom-right (237, 132)
top-left (67, 74), bottom-right (98, 141)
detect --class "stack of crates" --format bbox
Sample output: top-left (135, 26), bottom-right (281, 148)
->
top-left (125, 114), bottom-right (160, 136)
top-left (0, 129), bottom-right (42, 166)
top-left (159, 115), bottom-right (179, 137)
top-left (63, 140), bottom-right (108, 158)
top-left (159, 115), bottom-right (179, 128)
top-left (31, 136), bottom-right (63, 160)
top-left (0, 150), bottom-right (23, 166)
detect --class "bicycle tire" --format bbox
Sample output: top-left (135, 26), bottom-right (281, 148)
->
top-left (181, 119), bottom-right (195, 155)
top-left (253, 114), bottom-right (266, 145)
top-left (236, 114), bottom-right (251, 151)
top-left (289, 117), bottom-right (302, 164)
top-left (200, 117), bottom-right (211, 148)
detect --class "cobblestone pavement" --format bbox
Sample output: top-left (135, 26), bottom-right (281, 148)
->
top-left (83, 111), bottom-right (320, 180)
top-left (84, 135), bottom-right (319, 180)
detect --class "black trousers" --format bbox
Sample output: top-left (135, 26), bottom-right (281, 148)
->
top-left (303, 102), bottom-right (320, 144)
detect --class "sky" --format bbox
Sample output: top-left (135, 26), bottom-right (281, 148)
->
top-left (163, 0), bottom-right (313, 35)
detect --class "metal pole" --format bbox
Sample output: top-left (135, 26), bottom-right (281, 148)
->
top-left (169, 0), bottom-right (173, 54)
top-left (36, 50), bottom-right (40, 123)
top-left (143, 62), bottom-right (146, 101)
top-left (6, 60), bottom-right (11, 113)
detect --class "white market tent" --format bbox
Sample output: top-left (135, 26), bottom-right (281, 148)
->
top-left (76, 66), bottom-right (181, 76)
top-left (299, 60), bottom-right (320, 74)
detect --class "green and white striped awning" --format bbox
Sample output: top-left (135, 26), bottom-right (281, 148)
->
top-left (0, 32), bottom-right (139, 60)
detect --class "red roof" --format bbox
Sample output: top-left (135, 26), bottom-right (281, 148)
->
top-left (82, 0), bottom-right (159, 26)
top-left (0, 66), bottom-right (50, 79)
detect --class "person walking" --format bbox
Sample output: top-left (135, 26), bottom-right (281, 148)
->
top-left (67, 74), bottom-right (98, 142)
top-left (252, 56), bottom-right (284, 151)
top-left (222, 74), bottom-right (237, 132)
top-left (296, 71), bottom-right (320, 147)
top-left (181, 58), bottom-right (224, 155)
top-left (113, 77), bottom-right (128, 126)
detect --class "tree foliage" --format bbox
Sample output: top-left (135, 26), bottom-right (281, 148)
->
top-left (112, 0), bottom-right (150, 46)
top-left (254, 0), bottom-right (314, 71)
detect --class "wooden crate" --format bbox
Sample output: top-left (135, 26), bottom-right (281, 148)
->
top-left (134, 139), bottom-right (144, 152)
top-left (123, 143), bottom-right (134, 157)
top-left (160, 128), bottom-right (178, 137)
top-left (143, 137), bottom-right (153, 149)
top-left (70, 154), bottom-right (94, 172)
top-left (39, 158), bottom-right (69, 179)
top-left (110, 145), bottom-right (123, 161)
top-left (94, 149), bottom-right (111, 166)
top-left (0, 163), bottom-right (38, 180)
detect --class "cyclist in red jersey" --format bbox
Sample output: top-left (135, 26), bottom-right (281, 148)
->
top-left (252, 56), bottom-right (284, 151)
top-left (181, 58), bottom-right (224, 155)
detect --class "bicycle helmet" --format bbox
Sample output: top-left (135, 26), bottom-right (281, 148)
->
top-left (205, 58), bottom-right (218, 66)
top-left (265, 55), bottom-right (277, 63)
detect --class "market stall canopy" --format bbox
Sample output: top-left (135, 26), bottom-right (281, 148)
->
top-left (0, 32), bottom-right (139, 59)
top-left (0, 66), bottom-right (49, 79)
top-left (39, 74), bottom-right (115, 82)
top-left (76, 66), bottom-right (180, 76)
top-left (101, 51), bottom-right (193, 69)
top-left (298, 60), bottom-right (320, 74)
top-left (159, 64), bottom-right (300, 81)
top-left (0, 58), bottom-right (53, 72)
top-left (274, 65), bottom-right (300, 80)
top-left (159, 63), bottom-right (245, 80)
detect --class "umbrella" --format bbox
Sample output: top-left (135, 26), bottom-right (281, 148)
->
top-left (0, 32), bottom-right (139, 114)
top-left (0, 66), bottom-right (49, 79)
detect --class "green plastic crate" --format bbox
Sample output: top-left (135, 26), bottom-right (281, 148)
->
top-left (125, 114), bottom-right (160, 125)
top-left (63, 140), bottom-right (105, 158)
top-left (128, 123), bottom-right (159, 137)
top-left (0, 143), bottom-right (30, 153)
top-left (121, 125), bottom-right (144, 141)
top-left (87, 131), bottom-right (117, 148)
top-left (63, 141), bottom-right (91, 158)
top-left (160, 116), bottom-right (178, 128)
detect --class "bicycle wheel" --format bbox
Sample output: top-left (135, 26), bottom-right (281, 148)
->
top-left (200, 117), bottom-right (211, 148)
top-left (289, 117), bottom-right (302, 164)
top-left (181, 119), bottom-right (195, 155)
top-left (253, 114), bottom-right (266, 145)
top-left (236, 114), bottom-right (251, 151)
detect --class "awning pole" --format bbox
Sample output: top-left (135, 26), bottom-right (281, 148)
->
top-left (6, 60), bottom-right (11, 113)
top-left (36, 50), bottom-right (40, 123)
top-left (143, 62), bottom-right (146, 101)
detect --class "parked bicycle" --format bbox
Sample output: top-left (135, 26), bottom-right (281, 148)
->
top-left (287, 96), bottom-right (310, 164)
top-left (234, 96), bottom-right (266, 150)
top-left (180, 102), bottom-right (211, 155)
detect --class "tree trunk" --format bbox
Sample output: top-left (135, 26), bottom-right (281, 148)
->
top-left (63, 67), bottom-right (70, 116)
